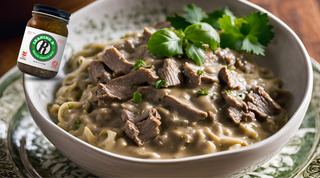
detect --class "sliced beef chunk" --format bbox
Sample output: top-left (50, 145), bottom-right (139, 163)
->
top-left (218, 66), bottom-right (246, 90)
top-left (246, 86), bottom-right (281, 120)
top-left (183, 62), bottom-right (219, 85)
top-left (162, 94), bottom-right (208, 122)
top-left (159, 58), bottom-right (183, 87)
top-left (94, 68), bottom-right (159, 103)
top-left (235, 58), bottom-right (255, 73)
top-left (215, 47), bottom-right (237, 66)
top-left (124, 108), bottom-right (161, 146)
top-left (101, 47), bottom-right (134, 75)
top-left (201, 74), bottom-right (219, 84)
top-left (227, 107), bottom-right (256, 124)
top-left (121, 109), bottom-right (149, 123)
top-left (207, 111), bottom-right (218, 125)
top-left (124, 39), bottom-right (135, 53)
top-left (136, 111), bottom-right (161, 141)
top-left (89, 60), bottom-right (112, 84)
top-left (143, 27), bottom-right (156, 43)
top-left (137, 86), bottom-right (168, 104)
top-left (183, 62), bottom-right (201, 85)
top-left (124, 121), bottom-right (142, 146)
top-left (221, 90), bottom-right (248, 111)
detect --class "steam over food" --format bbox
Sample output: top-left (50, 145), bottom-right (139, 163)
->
top-left (48, 5), bottom-right (291, 159)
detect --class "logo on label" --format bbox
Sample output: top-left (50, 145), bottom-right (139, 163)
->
top-left (29, 34), bottom-right (57, 61)
top-left (22, 50), bottom-right (27, 57)
top-left (51, 61), bottom-right (58, 69)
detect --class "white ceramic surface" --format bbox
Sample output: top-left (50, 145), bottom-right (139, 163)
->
top-left (23, 0), bottom-right (313, 177)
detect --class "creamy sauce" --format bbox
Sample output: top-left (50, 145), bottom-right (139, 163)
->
top-left (48, 23), bottom-right (290, 159)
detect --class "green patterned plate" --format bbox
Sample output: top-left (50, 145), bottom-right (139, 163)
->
top-left (0, 58), bottom-right (320, 178)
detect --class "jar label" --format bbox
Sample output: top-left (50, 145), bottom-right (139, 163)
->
top-left (17, 26), bottom-right (67, 72)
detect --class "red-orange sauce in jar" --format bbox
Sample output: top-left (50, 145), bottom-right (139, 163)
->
top-left (17, 4), bottom-right (70, 79)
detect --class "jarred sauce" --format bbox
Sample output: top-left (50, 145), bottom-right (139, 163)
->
top-left (17, 4), bottom-right (70, 79)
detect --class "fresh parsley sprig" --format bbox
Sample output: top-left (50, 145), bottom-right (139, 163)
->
top-left (219, 12), bottom-right (274, 55)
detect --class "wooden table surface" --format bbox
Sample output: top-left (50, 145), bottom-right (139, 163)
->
top-left (0, 0), bottom-right (319, 77)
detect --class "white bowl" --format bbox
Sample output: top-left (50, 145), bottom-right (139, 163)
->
top-left (23, 0), bottom-right (313, 177)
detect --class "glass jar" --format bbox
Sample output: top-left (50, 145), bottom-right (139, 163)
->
top-left (17, 4), bottom-right (70, 79)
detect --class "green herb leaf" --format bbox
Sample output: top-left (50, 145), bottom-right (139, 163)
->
top-left (147, 28), bottom-right (183, 57)
top-left (197, 87), bottom-right (208, 95)
top-left (184, 23), bottom-right (220, 51)
top-left (241, 35), bottom-right (265, 55)
top-left (166, 13), bottom-right (191, 30)
top-left (219, 15), bottom-right (244, 51)
top-left (185, 42), bottom-right (206, 66)
top-left (155, 80), bottom-right (166, 89)
top-left (223, 89), bottom-right (233, 95)
top-left (221, 7), bottom-right (237, 22)
top-left (240, 12), bottom-right (274, 46)
top-left (103, 133), bottom-right (109, 138)
top-left (75, 119), bottom-right (81, 130)
top-left (133, 92), bottom-right (143, 103)
top-left (132, 85), bottom-right (138, 89)
top-left (132, 60), bottom-right (152, 71)
top-left (68, 103), bottom-right (73, 109)
top-left (174, 28), bottom-right (185, 39)
top-left (201, 10), bottom-right (224, 29)
top-left (197, 69), bottom-right (204, 76)
top-left (183, 4), bottom-right (205, 24)
top-left (219, 12), bottom-right (274, 55)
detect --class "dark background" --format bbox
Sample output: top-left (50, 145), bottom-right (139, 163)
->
top-left (0, 0), bottom-right (319, 77)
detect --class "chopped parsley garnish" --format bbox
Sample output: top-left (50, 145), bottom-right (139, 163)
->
top-left (132, 85), bottom-right (138, 89)
top-left (132, 60), bottom-right (152, 71)
top-left (155, 80), bottom-right (166, 89)
top-left (148, 4), bottom-right (273, 66)
top-left (224, 89), bottom-right (233, 95)
top-left (181, 135), bottom-right (184, 139)
top-left (68, 103), bottom-right (73, 109)
top-left (133, 92), bottom-right (143, 103)
top-left (239, 93), bottom-right (246, 100)
top-left (103, 133), bottom-right (109, 138)
top-left (197, 69), bottom-right (204, 76)
top-left (197, 87), bottom-right (208, 95)
top-left (75, 119), bottom-right (81, 130)
top-left (227, 66), bottom-right (234, 70)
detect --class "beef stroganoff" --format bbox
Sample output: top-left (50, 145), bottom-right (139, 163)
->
top-left (48, 6), bottom-right (291, 159)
